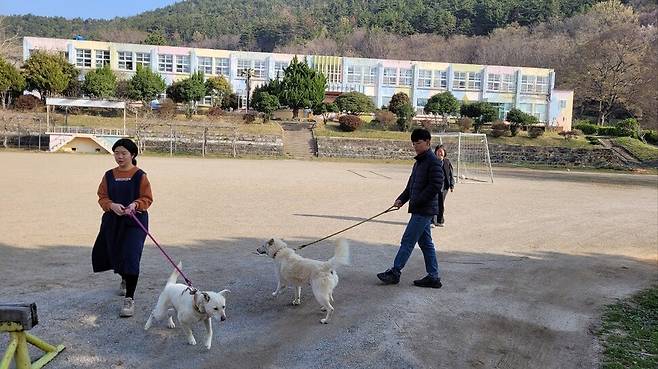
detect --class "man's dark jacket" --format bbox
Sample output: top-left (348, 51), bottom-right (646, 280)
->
top-left (397, 149), bottom-right (444, 216)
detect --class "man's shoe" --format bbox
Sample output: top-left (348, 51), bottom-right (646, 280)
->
top-left (118, 279), bottom-right (126, 296)
top-left (413, 275), bottom-right (442, 289)
top-left (377, 269), bottom-right (400, 285)
top-left (437, 223), bottom-right (444, 227)
top-left (430, 224), bottom-right (436, 228)
top-left (120, 297), bottom-right (135, 317)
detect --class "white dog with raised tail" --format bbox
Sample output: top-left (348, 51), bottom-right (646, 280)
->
top-left (144, 262), bottom-right (230, 349)
top-left (256, 238), bottom-right (350, 324)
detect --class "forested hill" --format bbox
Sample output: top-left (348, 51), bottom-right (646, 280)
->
top-left (5, 0), bottom-right (604, 51)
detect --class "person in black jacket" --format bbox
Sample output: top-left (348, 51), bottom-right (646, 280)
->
top-left (432, 145), bottom-right (454, 227)
top-left (377, 128), bottom-right (443, 288)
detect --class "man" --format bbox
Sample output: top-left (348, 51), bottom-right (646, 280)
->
top-left (377, 128), bottom-right (443, 288)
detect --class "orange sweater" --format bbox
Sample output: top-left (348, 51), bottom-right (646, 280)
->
top-left (97, 167), bottom-right (153, 212)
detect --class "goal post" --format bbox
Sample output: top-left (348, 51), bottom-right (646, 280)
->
top-left (432, 133), bottom-right (494, 184)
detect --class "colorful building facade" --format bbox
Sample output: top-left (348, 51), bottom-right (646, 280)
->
top-left (24, 36), bottom-right (573, 130)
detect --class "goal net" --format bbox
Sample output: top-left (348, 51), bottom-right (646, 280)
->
top-left (432, 133), bottom-right (494, 184)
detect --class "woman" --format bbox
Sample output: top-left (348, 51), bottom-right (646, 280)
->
top-left (92, 138), bottom-right (153, 317)
top-left (433, 144), bottom-right (454, 227)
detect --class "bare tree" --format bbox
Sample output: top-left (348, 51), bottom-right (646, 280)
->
top-left (0, 16), bottom-right (21, 64)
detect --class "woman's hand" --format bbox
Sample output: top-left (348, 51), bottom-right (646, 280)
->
top-left (124, 202), bottom-right (138, 215)
top-left (110, 203), bottom-right (125, 216)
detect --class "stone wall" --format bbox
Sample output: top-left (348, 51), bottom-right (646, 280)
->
top-left (139, 133), bottom-right (283, 157)
top-left (316, 136), bottom-right (630, 169)
top-left (316, 137), bottom-right (414, 160)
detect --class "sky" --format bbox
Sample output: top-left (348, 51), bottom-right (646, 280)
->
top-left (0, 0), bottom-right (181, 20)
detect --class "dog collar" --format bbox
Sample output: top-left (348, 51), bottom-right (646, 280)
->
top-left (192, 293), bottom-right (209, 317)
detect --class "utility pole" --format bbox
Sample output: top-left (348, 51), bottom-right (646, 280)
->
top-left (240, 68), bottom-right (255, 111)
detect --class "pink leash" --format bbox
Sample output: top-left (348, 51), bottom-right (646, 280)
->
top-left (128, 212), bottom-right (194, 287)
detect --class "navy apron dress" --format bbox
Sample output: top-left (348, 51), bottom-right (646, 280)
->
top-left (92, 169), bottom-right (148, 276)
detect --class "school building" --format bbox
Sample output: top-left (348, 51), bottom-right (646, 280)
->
top-left (23, 36), bottom-right (574, 131)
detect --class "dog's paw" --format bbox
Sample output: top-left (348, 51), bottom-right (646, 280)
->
top-left (320, 318), bottom-right (329, 324)
top-left (320, 306), bottom-right (327, 312)
top-left (204, 343), bottom-right (211, 350)
top-left (292, 299), bottom-right (301, 306)
top-left (188, 337), bottom-right (197, 346)
top-left (167, 322), bottom-right (176, 329)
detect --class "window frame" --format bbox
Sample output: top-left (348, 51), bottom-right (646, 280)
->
top-left (117, 51), bottom-right (134, 71)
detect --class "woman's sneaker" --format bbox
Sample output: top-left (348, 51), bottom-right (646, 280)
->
top-left (120, 297), bottom-right (134, 317)
top-left (413, 275), bottom-right (442, 289)
top-left (118, 280), bottom-right (126, 296)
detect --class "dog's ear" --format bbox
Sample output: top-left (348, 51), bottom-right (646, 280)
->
top-left (202, 292), bottom-right (210, 302)
top-left (267, 238), bottom-right (274, 245)
top-left (219, 289), bottom-right (231, 296)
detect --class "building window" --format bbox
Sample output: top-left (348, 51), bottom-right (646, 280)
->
top-left (491, 102), bottom-right (513, 120)
top-left (559, 100), bottom-right (567, 109)
top-left (364, 67), bottom-right (376, 84)
top-left (433, 71), bottom-right (447, 89)
top-left (346, 66), bottom-right (363, 84)
top-left (175, 55), bottom-right (190, 73)
top-left (501, 74), bottom-right (516, 92)
top-left (95, 50), bottom-right (110, 68)
top-left (135, 52), bottom-right (151, 69)
top-left (274, 61), bottom-right (288, 78)
top-left (253, 60), bottom-right (266, 78)
top-left (118, 51), bottom-right (133, 71)
top-left (535, 76), bottom-right (548, 94)
top-left (215, 58), bottom-right (229, 76)
top-left (417, 70), bottom-right (432, 88)
top-left (158, 54), bottom-right (173, 72)
top-left (521, 75), bottom-right (548, 94)
top-left (399, 68), bottom-right (412, 86)
top-left (487, 74), bottom-right (501, 91)
top-left (416, 98), bottom-right (428, 108)
top-left (467, 72), bottom-right (482, 90)
top-left (76, 49), bottom-right (91, 68)
top-left (383, 68), bottom-right (397, 86)
top-left (198, 57), bottom-right (212, 74)
top-left (381, 95), bottom-right (393, 107)
top-left (534, 103), bottom-right (547, 122)
top-left (237, 59), bottom-right (251, 77)
top-left (453, 72), bottom-right (467, 89)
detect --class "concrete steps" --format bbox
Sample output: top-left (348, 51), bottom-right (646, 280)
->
top-left (280, 122), bottom-right (317, 159)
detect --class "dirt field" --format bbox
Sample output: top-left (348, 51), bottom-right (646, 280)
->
top-left (1, 151), bottom-right (656, 369)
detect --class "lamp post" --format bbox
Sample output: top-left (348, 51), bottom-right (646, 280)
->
top-left (240, 68), bottom-right (255, 111)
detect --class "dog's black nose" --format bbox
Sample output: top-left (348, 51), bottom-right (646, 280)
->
top-left (221, 316), bottom-right (226, 321)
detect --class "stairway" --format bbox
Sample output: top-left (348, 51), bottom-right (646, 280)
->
top-left (280, 122), bottom-right (317, 159)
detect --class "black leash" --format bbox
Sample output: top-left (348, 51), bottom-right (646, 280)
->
top-left (297, 206), bottom-right (399, 250)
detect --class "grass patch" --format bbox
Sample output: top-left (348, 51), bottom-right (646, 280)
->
top-left (48, 113), bottom-right (282, 136)
top-left (488, 131), bottom-right (594, 149)
top-left (314, 122), bottom-right (410, 140)
top-left (613, 137), bottom-right (658, 162)
top-left (597, 286), bottom-right (658, 369)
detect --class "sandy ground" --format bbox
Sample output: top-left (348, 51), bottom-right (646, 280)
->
top-left (0, 151), bottom-right (657, 369)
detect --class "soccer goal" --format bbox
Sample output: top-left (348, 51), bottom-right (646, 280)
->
top-left (432, 133), bottom-right (494, 184)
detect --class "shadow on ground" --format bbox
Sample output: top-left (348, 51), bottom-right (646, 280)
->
top-left (1, 239), bottom-right (656, 369)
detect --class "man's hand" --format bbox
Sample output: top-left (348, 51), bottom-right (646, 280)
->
top-left (393, 199), bottom-right (403, 208)
top-left (110, 203), bottom-right (125, 216)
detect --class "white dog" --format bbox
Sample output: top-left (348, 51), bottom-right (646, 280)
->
top-left (256, 238), bottom-right (349, 324)
top-left (144, 263), bottom-right (230, 349)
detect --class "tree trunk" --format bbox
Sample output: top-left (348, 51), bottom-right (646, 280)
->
top-left (292, 108), bottom-right (299, 119)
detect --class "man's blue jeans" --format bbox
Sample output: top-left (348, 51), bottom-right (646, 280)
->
top-left (392, 214), bottom-right (440, 279)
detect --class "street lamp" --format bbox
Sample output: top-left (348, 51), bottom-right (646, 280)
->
top-left (239, 68), bottom-right (255, 111)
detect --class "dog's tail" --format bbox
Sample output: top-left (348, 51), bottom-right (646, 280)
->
top-left (326, 239), bottom-right (350, 269)
top-left (166, 261), bottom-right (182, 285)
